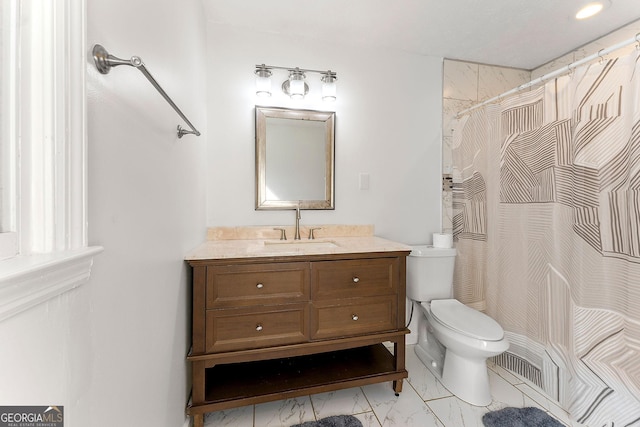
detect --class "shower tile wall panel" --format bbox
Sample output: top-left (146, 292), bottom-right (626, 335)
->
top-left (477, 65), bottom-right (531, 102)
top-left (443, 61), bottom-right (478, 100)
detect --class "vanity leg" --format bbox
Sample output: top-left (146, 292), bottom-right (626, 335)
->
top-left (393, 379), bottom-right (403, 395)
top-left (192, 361), bottom-right (206, 403)
top-left (192, 414), bottom-right (204, 427)
top-left (190, 361), bottom-right (206, 426)
top-left (394, 340), bottom-right (406, 371)
top-left (393, 338), bottom-right (406, 396)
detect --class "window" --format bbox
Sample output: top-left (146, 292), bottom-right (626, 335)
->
top-left (0, 0), bottom-right (18, 260)
top-left (0, 0), bottom-right (101, 321)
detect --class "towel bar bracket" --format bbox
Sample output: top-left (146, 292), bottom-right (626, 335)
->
top-left (92, 44), bottom-right (201, 138)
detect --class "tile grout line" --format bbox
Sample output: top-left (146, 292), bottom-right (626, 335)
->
top-left (359, 386), bottom-right (383, 427)
top-left (404, 371), bottom-right (452, 426)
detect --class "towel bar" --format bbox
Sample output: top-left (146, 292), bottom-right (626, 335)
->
top-left (92, 44), bottom-right (200, 138)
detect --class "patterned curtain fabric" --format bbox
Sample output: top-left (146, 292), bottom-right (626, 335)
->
top-left (451, 50), bottom-right (640, 425)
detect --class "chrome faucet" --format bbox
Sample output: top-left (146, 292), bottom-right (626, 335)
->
top-left (294, 202), bottom-right (302, 240)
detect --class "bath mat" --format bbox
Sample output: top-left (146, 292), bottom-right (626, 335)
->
top-left (290, 415), bottom-right (363, 427)
top-left (482, 407), bottom-right (564, 427)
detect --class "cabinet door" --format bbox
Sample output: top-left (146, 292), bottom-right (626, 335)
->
top-left (206, 303), bottom-right (309, 352)
top-left (311, 258), bottom-right (398, 300)
top-left (310, 296), bottom-right (397, 340)
top-left (206, 262), bottom-right (309, 308)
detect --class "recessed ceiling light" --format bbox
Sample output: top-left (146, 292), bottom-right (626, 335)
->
top-left (575, 2), bottom-right (605, 20)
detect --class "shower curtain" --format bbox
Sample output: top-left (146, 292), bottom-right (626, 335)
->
top-left (451, 50), bottom-right (640, 425)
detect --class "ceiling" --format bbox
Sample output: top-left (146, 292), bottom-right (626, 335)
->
top-left (203, 0), bottom-right (640, 70)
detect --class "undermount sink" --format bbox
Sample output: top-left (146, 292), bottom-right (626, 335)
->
top-left (263, 240), bottom-right (339, 250)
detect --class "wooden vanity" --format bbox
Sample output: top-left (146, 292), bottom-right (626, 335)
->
top-left (185, 227), bottom-right (411, 427)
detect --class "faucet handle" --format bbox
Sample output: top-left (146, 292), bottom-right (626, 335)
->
top-left (273, 228), bottom-right (287, 240)
top-left (308, 227), bottom-right (322, 240)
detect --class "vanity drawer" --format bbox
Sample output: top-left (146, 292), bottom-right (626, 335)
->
top-left (310, 296), bottom-right (397, 340)
top-left (206, 303), bottom-right (309, 353)
top-left (206, 262), bottom-right (309, 308)
top-left (311, 258), bottom-right (398, 300)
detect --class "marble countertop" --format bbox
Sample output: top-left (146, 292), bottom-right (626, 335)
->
top-left (185, 225), bottom-right (411, 260)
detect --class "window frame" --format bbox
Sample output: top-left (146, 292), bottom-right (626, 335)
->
top-left (0, 0), bottom-right (18, 260)
top-left (0, 0), bottom-right (102, 322)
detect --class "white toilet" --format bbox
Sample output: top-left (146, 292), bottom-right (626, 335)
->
top-left (407, 245), bottom-right (509, 406)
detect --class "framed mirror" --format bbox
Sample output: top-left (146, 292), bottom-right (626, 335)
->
top-left (255, 106), bottom-right (335, 210)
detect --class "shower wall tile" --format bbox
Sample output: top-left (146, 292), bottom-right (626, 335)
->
top-left (442, 135), bottom-right (453, 234)
top-left (478, 65), bottom-right (531, 102)
top-left (573, 20), bottom-right (640, 63)
top-left (442, 136), bottom-right (453, 173)
top-left (442, 191), bottom-right (453, 234)
top-left (443, 60), bottom-right (478, 101)
top-left (531, 52), bottom-right (575, 80)
top-left (532, 20), bottom-right (640, 79)
top-left (442, 98), bottom-right (474, 138)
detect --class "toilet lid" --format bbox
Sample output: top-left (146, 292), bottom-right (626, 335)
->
top-left (430, 299), bottom-right (504, 341)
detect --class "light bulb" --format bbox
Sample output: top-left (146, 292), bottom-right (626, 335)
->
top-left (322, 72), bottom-right (337, 101)
top-left (289, 69), bottom-right (305, 99)
top-left (254, 66), bottom-right (272, 97)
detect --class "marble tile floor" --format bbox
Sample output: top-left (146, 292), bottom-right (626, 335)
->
top-left (203, 344), bottom-right (586, 427)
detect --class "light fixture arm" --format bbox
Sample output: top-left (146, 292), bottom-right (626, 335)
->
top-left (255, 64), bottom-right (336, 76)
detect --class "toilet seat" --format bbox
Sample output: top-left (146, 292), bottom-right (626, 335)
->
top-left (429, 299), bottom-right (504, 341)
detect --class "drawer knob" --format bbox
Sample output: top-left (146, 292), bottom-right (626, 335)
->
top-left (352, 277), bottom-right (360, 283)
top-left (256, 324), bottom-right (263, 332)
top-left (352, 314), bottom-right (359, 321)
top-left (256, 283), bottom-right (264, 289)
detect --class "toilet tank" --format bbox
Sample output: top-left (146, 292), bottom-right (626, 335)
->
top-left (407, 245), bottom-right (457, 301)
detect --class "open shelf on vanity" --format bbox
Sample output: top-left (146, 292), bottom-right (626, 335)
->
top-left (190, 344), bottom-right (406, 413)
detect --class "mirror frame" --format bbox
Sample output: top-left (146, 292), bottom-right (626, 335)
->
top-left (255, 106), bottom-right (335, 210)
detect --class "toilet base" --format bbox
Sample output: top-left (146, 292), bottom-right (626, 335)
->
top-left (415, 344), bottom-right (492, 406)
top-left (442, 350), bottom-right (492, 406)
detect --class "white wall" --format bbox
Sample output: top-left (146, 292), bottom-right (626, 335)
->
top-left (206, 24), bottom-right (443, 245)
top-left (0, 2), bottom-right (206, 427)
top-left (0, 287), bottom-right (93, 426)
top-left (85, 0), bottom-right (207, 426)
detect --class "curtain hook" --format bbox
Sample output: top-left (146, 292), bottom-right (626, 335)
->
top-left (636, 32), bottom-right (640, 50)
top-left (598, 49), bottom-right (606, 64)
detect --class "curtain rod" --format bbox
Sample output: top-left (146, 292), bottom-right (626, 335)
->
top-left (92, 44), bottom-right (201, 138)
top-left (456, 32), bottom-right (640, 118)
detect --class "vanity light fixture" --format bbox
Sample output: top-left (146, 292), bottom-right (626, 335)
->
top-left (254, 64), bottom-right (338, 101)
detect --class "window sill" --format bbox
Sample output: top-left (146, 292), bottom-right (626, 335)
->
top-left (0, 246), bottom-right (103, 322)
